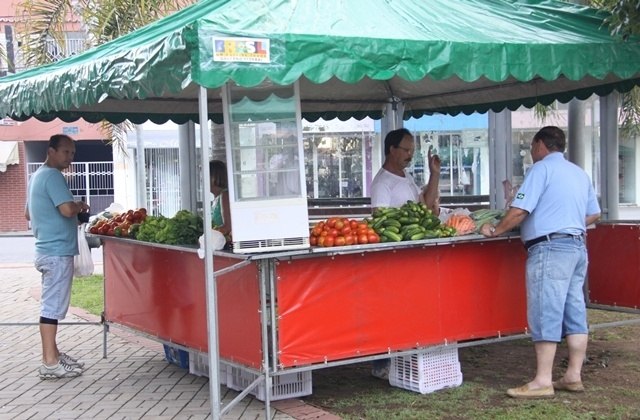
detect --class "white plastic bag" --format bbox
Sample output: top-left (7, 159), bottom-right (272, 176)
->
top-left (196, 230), bottom-right (227, 259)
top-left (74, 223), bottom-right (94, 277)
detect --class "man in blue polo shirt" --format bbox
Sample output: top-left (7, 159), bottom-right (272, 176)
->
top-left (25, 134), bottom-right (90, 379)
top-left (479, 126), bottom-right (601, 399)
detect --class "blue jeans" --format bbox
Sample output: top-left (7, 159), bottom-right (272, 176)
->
top-left (525, 236), bottom-right (588, 342)
top-left (35, 254), bottom-right (74, 320)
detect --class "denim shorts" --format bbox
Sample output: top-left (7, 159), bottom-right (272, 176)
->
top-left (525, 236), bottom-right (588, 342)
top-left (35, 254), bottom-right (74, 320)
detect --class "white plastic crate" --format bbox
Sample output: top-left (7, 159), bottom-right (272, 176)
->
top-left (188, 351), bottom-right (227, 385)
top-left (389, 346), bottom-right (463, 394)
top-left (227, 366), bottom-right (312, 401)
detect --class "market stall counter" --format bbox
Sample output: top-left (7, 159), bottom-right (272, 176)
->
top-left (101, 233), bottom-right (528, 374)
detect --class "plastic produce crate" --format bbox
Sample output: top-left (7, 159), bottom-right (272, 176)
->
top-left (389, 346), bottom-right (463, 394)
top-left (226, 366), bottom-right (312, 401)
top-left (163, 344), bottom-right (190, 369)
top-left (188, 351), bottom-right (227, 385)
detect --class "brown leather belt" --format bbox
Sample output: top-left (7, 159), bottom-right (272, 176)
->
top-left (524, 233), bottom-right (584, 250)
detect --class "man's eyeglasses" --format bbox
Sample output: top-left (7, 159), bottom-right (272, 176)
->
top-left (395, 145), bottom-right (415, 154)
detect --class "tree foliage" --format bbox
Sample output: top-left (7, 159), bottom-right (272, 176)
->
top-left (596, 0), bottom-right (640, 40)
top-left (14, 0), bottom-right (194, 149)
top-left (16, 0), bottom-right (193, 67)
top-left (594, 0), bottom-right (640, 138)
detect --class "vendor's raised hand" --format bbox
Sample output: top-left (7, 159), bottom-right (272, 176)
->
top-left (428, 145), bottom-right (441, 174)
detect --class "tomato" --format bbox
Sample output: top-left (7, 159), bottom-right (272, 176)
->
top-left (138, 208), bottom-right (147, 216)
top-left (89, 226), bottom-right (99, 234)
top-left (312, 226), bottom-right (323, 237)
top-left (357, 234), bottom-right (368, 244)
top-left (350, 219), bottom-right (359, 230)
top-left (329, 228), bottom-right (339, 237)
top-left (344, 234), bottom-right (355, 245)
top-left (367, 227), bottom-right (376, 235)
top-left (357, 222), bottom-right (368, 230)
top-left (368, 233), bottom-right (380, 244)
top-left (327, 217), bottom-right (338, 228)
top-left (310, 236), bottom-right (318, 246)
top-left (133, 210), bottom-right (144, 222)
top-left (317, 236), bottom-right (326, 247)
top-left (316, 221), bottom-right (325, 230)
top-left (340, 225), bottom-right (352, 235)
top-left (324, 235), bottom-right (335, 247)
top-left (320, 230), bottom-right (328, 237)
top-left (334, 236), bottom-right (346, 247)
top-left (334, 219), bottom-right (345, 230)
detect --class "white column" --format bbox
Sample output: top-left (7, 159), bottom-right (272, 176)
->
top-left (568, 99), bottom-right (586, 169)
top-left (179, 122), bottom-right (197, 212)
top-left (488, 109), bottom-right (512, 210)
top-left (135, 124), bottom-right (147, 209)
top-left (600, 92), bottom-right (620, 220)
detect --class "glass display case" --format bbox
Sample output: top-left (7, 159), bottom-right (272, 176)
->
top-left (222, 81), bottom-right (310, 252)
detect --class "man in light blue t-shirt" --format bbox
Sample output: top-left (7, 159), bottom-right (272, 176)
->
top-left (479, 126), bottom-right (601, 399)
top-left (25, 134), bottom-right (90, 379)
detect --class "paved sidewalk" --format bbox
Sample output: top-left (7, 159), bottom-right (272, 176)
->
top-left (0, 263), bottom-right (339, 420)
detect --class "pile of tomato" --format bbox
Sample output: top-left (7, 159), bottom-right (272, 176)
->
top-left (88, 208), bottom-right (147, 238)
top-left (309, 217), bottom-right (380, 247)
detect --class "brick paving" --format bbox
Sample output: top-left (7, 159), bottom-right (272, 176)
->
top-left (0, 263), bottom-right (339, 420)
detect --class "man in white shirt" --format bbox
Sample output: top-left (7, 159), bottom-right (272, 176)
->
top-left (368, 128), bottom-right (444, 380)
top-left (371, 128), bottom-right (443, 216)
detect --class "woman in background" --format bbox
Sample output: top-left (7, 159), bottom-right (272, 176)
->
top-left (210, 160), bottom-right (232, 242)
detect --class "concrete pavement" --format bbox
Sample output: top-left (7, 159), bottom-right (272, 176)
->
top-left (0, 262), bottom-right (338, 420)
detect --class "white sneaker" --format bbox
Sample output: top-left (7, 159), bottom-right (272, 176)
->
top-left (60, 352), bottom-right (85, 369)
top-left (39, 360), bottom-right (82, 379)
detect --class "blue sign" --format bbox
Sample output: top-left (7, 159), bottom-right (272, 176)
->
top-left (63, 126), bottom-right (79, 135)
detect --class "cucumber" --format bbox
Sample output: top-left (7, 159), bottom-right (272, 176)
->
top-left (403, 228), bottom-right (424, 240)
top-left (381, 230), bottom-right (403, 242)
top-left (383, 219), bottom-right (402, 228)
top-left (410, 232), bottom-right (426, 241)
top-left (371, 215), bottom-right (387, 229)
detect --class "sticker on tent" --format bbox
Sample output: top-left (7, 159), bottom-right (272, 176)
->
top-left (213, 37), bottom-right (270, 63)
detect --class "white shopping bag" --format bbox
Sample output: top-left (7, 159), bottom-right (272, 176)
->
top-left (74, 223), bottom-right (94, 277)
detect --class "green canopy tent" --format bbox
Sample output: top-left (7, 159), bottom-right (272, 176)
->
top-left (0, 0), bottom-right (639, 124)
top-left (3, 1), bottom-right (640, 418)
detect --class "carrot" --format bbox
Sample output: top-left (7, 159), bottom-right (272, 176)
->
top-left (444, 214), bottom-right (476, 235)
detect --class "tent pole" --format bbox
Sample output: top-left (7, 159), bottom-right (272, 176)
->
top-left (198, 85), bottom-right (222, 419)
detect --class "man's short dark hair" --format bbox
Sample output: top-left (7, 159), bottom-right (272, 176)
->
top-left (384, 128), bottom-right (413, 155)
top-left (49, 134), bottom-right (73, 150)
top-left (533, 126), bottom-right (566, 152)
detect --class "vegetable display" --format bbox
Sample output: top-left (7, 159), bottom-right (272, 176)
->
top-left (443, 213), bottom-right (476, 236)
top-left (88, 208), bottom-right (204, 246)
top-left (88, 208), bottom-right (147, 238)
top-left (309, 217), bottom-right (381, 247)
top-left (369, 201), bottom-right (456, 242)
top-left (469, 208), bottom-right (505, 232)
top-left (133, 210), bottom-right (203, 245)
